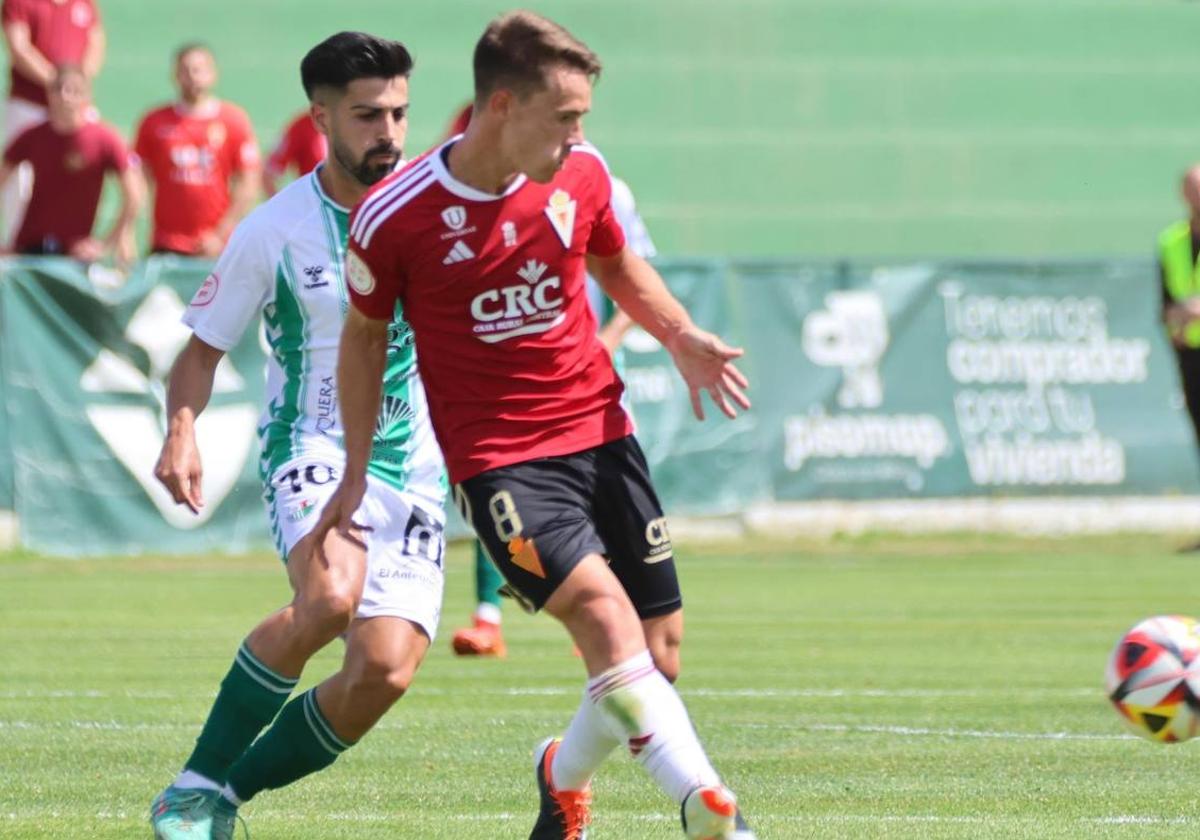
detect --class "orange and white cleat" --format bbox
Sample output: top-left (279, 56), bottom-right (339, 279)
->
top-left (529, 737), bottom-right (592, 840)
top-left (451, 617), bottom-right (507, 657)
top-left (682, 785), bottom-right (753, 839)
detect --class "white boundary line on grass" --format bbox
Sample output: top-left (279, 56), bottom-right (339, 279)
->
top-left (737, 721), bottom-right (1135, 741)
top-left (0, 718), bottom-right (1139, 742)
top-left (0, 686), bottom-right (1099, 700)
top-left (5, 811), bottom-right (1198, 828)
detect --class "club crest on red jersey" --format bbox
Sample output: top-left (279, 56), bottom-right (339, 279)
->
top-left (441, 205), bottom-right (467, 231)
top-left (545, 189), bottom-right (576, 249)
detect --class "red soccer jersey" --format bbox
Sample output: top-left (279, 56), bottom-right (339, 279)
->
top-left (2, 0), bottom-right (98, 106)
top-left (347, 141), bottom-right (630, 483)
top-left (133, 100), bottom-right (259, 254)
top-left (265, 111), bottom-right (325, 180)
top-left (4, 117), bottom-right (128, 253)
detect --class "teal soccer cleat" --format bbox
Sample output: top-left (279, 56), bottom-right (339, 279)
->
top-left (210, 794), bottom-right (246, 840)
top-left (149, 786), bottom-right (222, 839)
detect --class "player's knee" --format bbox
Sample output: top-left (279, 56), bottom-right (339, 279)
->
top-left (348, 655), bottom-right (414, 704)
top-left (646, 618), bottom-right (683, 681)
top-left (296, 587), bottom-right (358, 642)
top-left (577, 590), bottom-right (639, 637)
top-left (650, 643), bottom-right (681, 683)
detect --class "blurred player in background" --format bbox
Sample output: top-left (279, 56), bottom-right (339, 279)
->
top-left (1160, 166), bottom-right (1200, 549)
top-left (318, 11), bottom-right (755, 839)
top-left (134, 43), bottom-right (259, 256)
top-left (451, 171), bottom-right (657, 659)
top-left (0, 65), bottom-right (139, 264)
top-left (148, 32), bottom-right (445, 840)
top-left (261, 108), bottom-right (326, 196)
top-left (0, 0), bottom-right (104, 246)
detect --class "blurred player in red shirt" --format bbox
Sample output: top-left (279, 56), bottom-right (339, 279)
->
top-left (261, 109), bottom-right (326, 196)
top-left (318, 12), bottom-right (755, 840)
top-left (0, 0), bottom-right (105, 245)
top-left (134, 43), bottom-right (260, 256)
top-left (0, 65), bottom-right (140, 263)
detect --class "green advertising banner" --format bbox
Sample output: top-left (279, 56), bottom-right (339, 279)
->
top-left (626, 259), bottom-right (1200, 506)
top-left (0, 256), bottom-right (1196, 555)
top-left (0, 258), bottom-right (269, 555)
top-left (619, 260), bottom-right (769, 514)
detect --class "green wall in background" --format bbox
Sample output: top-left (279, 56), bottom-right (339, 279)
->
top-left (13, 0), bottom-right (1200, 258)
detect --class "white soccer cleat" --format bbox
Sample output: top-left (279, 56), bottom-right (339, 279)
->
top-left (681, 785), bottom-right (740, 839)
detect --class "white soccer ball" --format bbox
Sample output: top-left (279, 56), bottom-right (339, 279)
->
top-left (1105, 614), bottom-right (1200, 743)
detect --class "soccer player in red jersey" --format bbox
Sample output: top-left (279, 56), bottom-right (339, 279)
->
top-left (261, 109), bottom-right (326, 196)
top-left (0, 65), bottom-right (140, 264)
top-left (316, 12), bottom-right (756, 840)
top-left (0, 0), bottom-right (104, 245)
top-left (134, 43), bottom-right (260, 257)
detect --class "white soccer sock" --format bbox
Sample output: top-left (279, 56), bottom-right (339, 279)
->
top-left (172, 769), bottom-right (221, 792)
top-left (551, 688), bottom-right (620, 791)
top-left (587, 649), bottom-right (722, 803)
top-left (219, 783), bottom-right (243, 807)
top-left (474, 602), bottom-right (502, 625)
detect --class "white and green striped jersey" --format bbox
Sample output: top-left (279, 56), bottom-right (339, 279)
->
top-left (182, 168), bottom-right (445, 503)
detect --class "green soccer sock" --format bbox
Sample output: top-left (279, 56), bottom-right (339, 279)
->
top-left (474, 540), bottom-right (504, 610)
top-left (224, 687), bottom-right (354, 802)
top-left (183, 641), bottom-right (298, 784)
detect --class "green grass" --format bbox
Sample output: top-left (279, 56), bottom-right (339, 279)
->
top-left (2, 533), bottom-right (1200, 838)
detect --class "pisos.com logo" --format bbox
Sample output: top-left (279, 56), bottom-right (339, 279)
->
top-left (801, 290), bottom-right (889, 409)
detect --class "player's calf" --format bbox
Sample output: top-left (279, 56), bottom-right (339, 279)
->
top-left (316, 617), bottom-right (428, 741)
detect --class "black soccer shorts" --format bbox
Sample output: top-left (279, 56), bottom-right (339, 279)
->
top-left (454, 435), bottom-right (682, 617)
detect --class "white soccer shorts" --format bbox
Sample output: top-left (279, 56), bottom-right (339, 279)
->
top-left (264, 455), bottom-right (446, 640)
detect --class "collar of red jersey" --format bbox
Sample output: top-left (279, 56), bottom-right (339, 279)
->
top-left (430, 137), bottom-right (527, 203)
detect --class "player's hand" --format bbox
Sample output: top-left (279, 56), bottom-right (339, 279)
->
top-left (309, 478), bottom-right (371, 560)
top-left (112, 229), bottom-right (137, 270)
top-left (665, 327), bottom-right (751, 421)
top-left (153, 429), bottom-right (204, 514)
top-left (69, 237), bottom-right (105, 263)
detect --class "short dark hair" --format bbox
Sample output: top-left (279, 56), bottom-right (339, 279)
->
top-left (174, 42), bottom-right (212, 65)
top-left (300, 32), bottom-right (414, 100)
top-left (473, 11), bottom-right (601, 102)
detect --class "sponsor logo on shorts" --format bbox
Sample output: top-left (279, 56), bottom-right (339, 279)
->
top-left (643, 517), bottom-right (673, 564)
top-left (286, 498), bottom-right (318, 522)
top-left (508, 535), bottom-right (546, 578)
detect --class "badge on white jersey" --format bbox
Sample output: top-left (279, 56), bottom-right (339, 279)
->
top-left (545, 189), bottom-right (576, 249)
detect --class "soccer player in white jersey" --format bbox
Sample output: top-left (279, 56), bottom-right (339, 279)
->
top-left (148, 32), bottom-right (446, 840)
top-left (317, 12), bottom-right (756, 840)
top-left (451, 174), bottom-right (656, 658)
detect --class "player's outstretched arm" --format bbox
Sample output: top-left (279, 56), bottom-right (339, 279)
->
top-left (309, 306), bottom-right (388, 551)
top-left (588, 248), bottom-right (751, 420)
top-left (153, 335), bottom-right (225, 513)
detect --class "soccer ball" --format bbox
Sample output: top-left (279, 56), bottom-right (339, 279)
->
top-left (1105, 614), bottom-right (1200, 743)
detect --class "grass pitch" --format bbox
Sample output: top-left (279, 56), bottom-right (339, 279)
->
top-left (1, 533), bottom-right (1199, 838)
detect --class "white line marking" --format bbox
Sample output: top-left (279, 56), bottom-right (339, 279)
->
top-left (737, 722), bottom-right (1134, 741)
top-left (7, 811), bottom-right (1197, 827)
top-left (0, 686), bottom-right (1098, 700)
